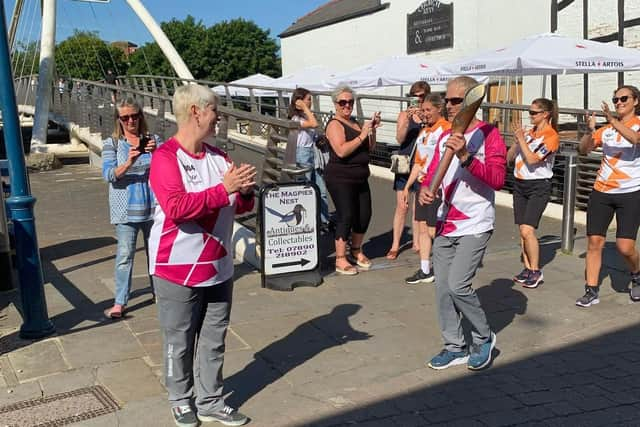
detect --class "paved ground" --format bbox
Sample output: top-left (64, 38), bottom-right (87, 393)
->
top-left (1, 163), bottom-right (639, 427)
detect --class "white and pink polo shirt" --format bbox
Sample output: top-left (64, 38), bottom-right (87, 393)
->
top-left (148, 137), bottom-right (254, 287)
top-left (423, 122), bottom-right (507, 237)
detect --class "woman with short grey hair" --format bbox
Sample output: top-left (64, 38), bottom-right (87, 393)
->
top-left (148, 84), bottom-right (256, 427)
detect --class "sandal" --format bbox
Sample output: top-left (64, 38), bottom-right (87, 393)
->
top-left (335, 255), bottom-right (358, 276)
top-left (385, 250), bottom-right (399, 260)
top-left (350, 247), bottom-right (372, 270)
top-left (104, 304), bottom-right (124, 319)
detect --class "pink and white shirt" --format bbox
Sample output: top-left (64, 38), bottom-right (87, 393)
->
top-left (423, 122), bottom-right (507, 237)
top-left (148, 137), bottom-right (254, 287)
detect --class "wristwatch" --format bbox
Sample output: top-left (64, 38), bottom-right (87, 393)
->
top-left (460, 154), bottom-right (474, 168)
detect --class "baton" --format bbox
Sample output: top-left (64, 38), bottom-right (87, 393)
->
top-left (428, 84), bottom-right (487, 194)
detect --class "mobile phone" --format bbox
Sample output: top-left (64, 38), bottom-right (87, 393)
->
top-left (408, 97), bottom-right (420, 108)
top-left (137, 134), bottom-right (151, 153)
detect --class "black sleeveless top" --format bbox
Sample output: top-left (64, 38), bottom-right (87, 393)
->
top-left (325, 118), bottom-right (370, 183)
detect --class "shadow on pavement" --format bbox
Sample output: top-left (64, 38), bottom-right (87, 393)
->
top-left (478, 278), bottom-right (528, 336)
top-left (601, 242), bottom-right (634, 293)
top-left (302, 321), bottom-right (640, 427)
top-left (0, 236), bottom-right (153, 353)
top-left (225, 304), bottom-right (371, 409)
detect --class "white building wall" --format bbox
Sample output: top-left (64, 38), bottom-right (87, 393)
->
top-left (281, 0), bottom-right (640, 143)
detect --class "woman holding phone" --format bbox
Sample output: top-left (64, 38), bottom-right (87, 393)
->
top-left (386, 81), bottom-right (430, 260)
top-left (507, 98), bottom-right (559, 289)
top-left (288, 88), bottom-right (329, 225)
top-left (102, 99), bottom-right (159, 319)
top-left (325, 85), bottom-right (380, 275)
top-left (575, 85), bottom-right (640, 307)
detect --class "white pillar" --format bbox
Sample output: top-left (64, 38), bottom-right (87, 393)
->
top-left (30, 0), bottom-right (56, 153)
top-left (125, 0), bottom-right (194, 81)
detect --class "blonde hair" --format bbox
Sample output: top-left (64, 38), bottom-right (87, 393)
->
top-left (173, 84), bottom-right (218, 125)
top-left (112, 98), bottom-right (148, 140)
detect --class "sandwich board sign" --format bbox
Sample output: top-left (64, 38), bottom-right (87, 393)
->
top-left (259, 182), bottom-right (322, 291)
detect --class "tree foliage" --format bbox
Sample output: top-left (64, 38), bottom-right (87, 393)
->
top-left (11, 41), bottom-right (40, 77)
top-left (55, 30), bottom-right (128, 81)
top-left (127, 16), bottom-right (281, 82)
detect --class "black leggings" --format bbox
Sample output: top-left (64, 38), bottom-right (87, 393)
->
top-left (326, 179), bottom-right (372, 241)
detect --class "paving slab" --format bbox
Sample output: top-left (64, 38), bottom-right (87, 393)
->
top-left (96, 358), bottom-right (165, 404)
top-left (8, 338), bottom-right (70, 382)
top-left (3, 163), bottom-right (640, 426)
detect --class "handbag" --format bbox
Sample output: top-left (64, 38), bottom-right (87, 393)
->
top-left (389, 140), bottom-right (417, 175)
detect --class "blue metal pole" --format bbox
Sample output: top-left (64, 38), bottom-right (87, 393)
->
top-left (0, 0), bottom-right (55, 339)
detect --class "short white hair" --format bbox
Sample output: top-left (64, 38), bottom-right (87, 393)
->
top-left (447, 76), bottom-right (478, 93)
top-left (173, 84), bottom-right (218, 125)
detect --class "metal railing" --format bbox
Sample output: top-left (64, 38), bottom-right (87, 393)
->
top-left (13, 74), bottom-right (608, 254)
top-left (12, 75), bottom-right (309, 188)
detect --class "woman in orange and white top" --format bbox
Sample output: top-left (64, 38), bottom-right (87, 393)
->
top-left (403, 94), bottom-right (450, 284)
top-left (575, 85), bottom-right (640, 308)
top-left (507, 98), bottom-right (559, 289)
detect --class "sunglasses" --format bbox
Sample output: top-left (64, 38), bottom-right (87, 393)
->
top-left (444, 97), bottom-right (464, 105)
top-left (337, 99), bottom-right (354, 107)
top-left (612, 95), bottom-right (631, 104)
top-left (528, 110), bottom-right (545, 116)
top-left (411, 92), bottom-right (426, 98)
top-left (119, 113), bottom-right (140, 122)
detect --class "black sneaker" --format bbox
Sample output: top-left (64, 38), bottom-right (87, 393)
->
top-left (630, 272), bottom-right (640, 302)
top-left (172, 405), bottom-right (198, 427)
top-left (522, 270), bottom-right (543, 289)
top-left (513, 268), bottom-right (531, 283)
top-left (405, 269), bottom-right (435, 284)
top-left (576, 286), bottom-right (599, 307)
top-left (198, 405), bottom-right (248, 426)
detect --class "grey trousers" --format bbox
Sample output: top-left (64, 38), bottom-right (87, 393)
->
top-left (154, 275), bottom-right (232, 413)
top-left (432, 232), bottom-right (492, 352)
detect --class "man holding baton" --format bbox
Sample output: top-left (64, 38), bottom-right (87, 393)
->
top-left (419, 76), bottom-right (507, 370)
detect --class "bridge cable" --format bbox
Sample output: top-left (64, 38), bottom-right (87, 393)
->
top-left (62, 2), bottom-right (106, 81)
top-left (57, 1), bottom-right (88, 78)
top-left (89, 2), bottom-right (119, 76)
top-left (12, 0), bottom-right (38, 78)
top-left (106, 3), bottom-right (153, 78)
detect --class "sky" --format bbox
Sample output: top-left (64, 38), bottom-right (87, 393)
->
top-left (3, 0), bottom-right (329, 46)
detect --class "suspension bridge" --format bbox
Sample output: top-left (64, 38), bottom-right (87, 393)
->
top-left (5, 2), bottom-right (640, 426)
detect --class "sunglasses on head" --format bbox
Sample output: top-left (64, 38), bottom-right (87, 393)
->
top-left (119, 113), bottom-right (140, 122)
top-left (444, 97), bottom-right (464, 106)
top-left (337, 99), bottom-right (354, 107)
top-left (528, 110), bottom-right (545, 116)
top-left (612, 95), bottom-right (631, 104)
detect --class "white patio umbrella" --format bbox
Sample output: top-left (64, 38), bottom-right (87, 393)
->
top-left (270, 66), bottom-right (336, 92)
top-left (440, 32), bottom-right (640, 76)
top-left (325, 55), bottom-right (450, 89)
top-left (212, 73), bottom-right (277, 97)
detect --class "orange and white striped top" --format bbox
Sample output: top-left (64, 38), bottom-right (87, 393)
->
top-left (593, 116), bottom-right (640, 194)
top-left (513, 126), bottom-right (559, 180)
top-left (413, 117), bottom-right (451, 182)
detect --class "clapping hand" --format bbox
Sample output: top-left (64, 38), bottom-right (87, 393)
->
top-left (601, 101), bottom-right (614, 123)
top-left (510, 122), bottom-right (525, 141)
top-left (223, 163), bottom-right (256, 194)
top-left (585, 111), bottom-right (597, 132)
